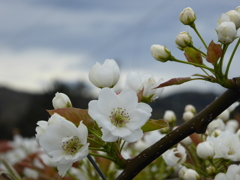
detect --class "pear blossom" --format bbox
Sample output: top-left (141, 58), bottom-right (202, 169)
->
top-left (162, 143), bottom-right (186, 167)
top-left (217, 109), bottom-right (230, 121)
top-left (183, 169), bottom-right (200, 180)
top-left (214, 164), bottom-right (240, 180)
top-left (36, 113), bottom-right (89, 176)
top-left (218, 21), bottom-right (237, 44)
top-left (179, 7), bottom-right (196, 25)
top-left (88, 59), bottom-right (120, 88)
top-left (207, 131), bottom-right (240, 161)
top-left (228, 101), bottom-right (240, 112)
top-left (125, 71), bottom-right (163, 102)
top-left (226, 120), bottom-right (239, 133)
top-left (184, 104), bottom-right (196, 114)
top-left (52, 92), bottom-right (72, 109)
top-left (150, 44), bottom-right (171, 62)
top-left (175, 31), bottom-right (193, 50)
top-left (196, 141), bottom-right (215, 159)
top-left (218, 14), bottom-right (231, 26)
top-left (88, 88), bottom-right (152, 143)
top-left (207, 119), bottom-right (225, 134)
top-left (163, 110), bottom-right (176, 124)
top-left (226, 10), bottom-right (240, 29)
top-left (182, 111), bottom-right (194, 121)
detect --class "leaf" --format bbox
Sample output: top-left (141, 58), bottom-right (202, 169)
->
top-left (206, 40), bottom-right (222, 64)
top-left (155, 77), bottom-right (191, 88)
top-left (141, 119), bottom-right (168, 132)
top-left (47, 107), bottom-right (95, 128)
top-left (184, 47), bottom-right (203, 65)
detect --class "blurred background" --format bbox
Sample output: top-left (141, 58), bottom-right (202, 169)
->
top-left (0, 1), bottom-right (240, 139)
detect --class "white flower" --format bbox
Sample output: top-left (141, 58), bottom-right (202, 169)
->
top-left (207, 131), bottom-right (240, 161)
top-left (236, 6), bottom-right (240, 13)
top-left (37, 113), bottom-right (89, 177)
top-left (182, 111), bottom-right (194, 121)
top-left (214, 164), bottom-right (240, 180)
top-left (184, 104), bottom-right (196, 114)
top-left (226, 10), bottom-right (240, 29)
top-left (179, 7), bottom-right (196, 25)
top-left (183, 169), bottom-right (200, 180)
top-left (218, 14), bottom-right (230, 26)
top-left (52, 92), bottom-right (72, 109)
top-left (226, 120), bottom-right (239, 133)
top-left (218, 21), bottom-right (237, 44)
top-left (125, 71), bottom-right (163, 102)
top-left (23, 167), bottom-right (39, 179)
top-left (196, 141), bottom-right (215, 159)
top-left (88, 88), bottom-right (152, 143)
top-left (217, 109), bottom-right (230, 121)
top-left (207, 119), bottom-right (225, 134)
top-left (88, 59), bottom-right (120, 88)
top-left (175, 31), bottom-right (193, 49)
top-left (163, 110), bottom-right (176, 124)
top-left (150, 44), bottom-right (171, 62)
top-left (228, 101), bottom-right (240, 112)
top-left (162, 143), bottom-right (186, 167)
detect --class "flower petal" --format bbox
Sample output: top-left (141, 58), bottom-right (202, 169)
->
top-left (101, 128), bottom-right (118, 142)
top-left (122, 129), bottom-right (143, 142)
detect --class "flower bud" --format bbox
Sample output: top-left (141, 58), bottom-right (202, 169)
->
top-left (218, 14), bottom-right (230, 26)
top-left (184, 104), bottom-right (196, 114)
top-left (175, 31), bottom-right (193, 50)
top-left (182, 111), bottom-right (194, 121)
top-left (88, 59), bottom-right (120, 88)
top-left (236, 6), bottom-right (240, 13)
top-left (218, 21), bottom-right (237, 44)
top-left (206, 166), bottom-right (216, 176)
top-left (163, 110), bottom-right (176, 124)
top-left (179, 7), bottom-right (196, 25)
top-left (226, 120), bottom-right (239, 133)
top-left (196, 141), bottom-right (215, 159)
top-left (183, 169), bottom-right (200, 180)
top-left (226, 10), bottom-right (240, 29)
top-left (217, 109), bottom-right (230, 121)
top-left (52, 92), bottom-right (72, 109)
top-left (150, 45), bottom-right (171, 62)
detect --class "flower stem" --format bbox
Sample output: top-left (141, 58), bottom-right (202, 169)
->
top-left (89, 152), bottom-right (115, 162)
top-left (216, 44), bottom-right (228, 80)
top-left (87, 155), bottom-right (107, 180)
top-left (190, 23), bottom-right (208, 49)
top-left (89, 147), bottom-right (107, 152)
top-left (88, 137), bottom-right (104, 147)
top-left (224, 38), bottom-right (240, 78)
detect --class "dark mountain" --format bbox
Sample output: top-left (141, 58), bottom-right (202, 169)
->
top-left (0, 83), bottom-right (238, 140)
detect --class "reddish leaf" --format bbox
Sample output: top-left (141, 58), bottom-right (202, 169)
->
top-left (141, 119), bottom-right (168, 132)
top-left (47, 107), bottom-right (95, 128)
top-left (155, 77), bottom-right (191, 88)
top-left (206, 40), bottom-right (222, 64)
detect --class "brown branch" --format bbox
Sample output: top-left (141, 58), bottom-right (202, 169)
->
top-left (116, 88), bottom-right (240, 180)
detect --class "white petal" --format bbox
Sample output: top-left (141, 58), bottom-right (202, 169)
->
top-left (111, 127), bottom-right (132, 137)
top-left (125, 71), bottom-right (142, 91)
top-left (122, 129), bottom-right (143, 143)
top-left (101, 128), bottom-right (118, 142)
top-left (77, 121), bottom-right (88, 144)
top-left (118, 89), bottom-right (138, 110)
top-left (57, 162), bottom-right (73, 177)
top-left (136, 103), bottom-right (152, 114)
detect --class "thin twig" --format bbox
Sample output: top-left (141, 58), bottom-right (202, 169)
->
top-left (87, 155), bottom-right (107, 180)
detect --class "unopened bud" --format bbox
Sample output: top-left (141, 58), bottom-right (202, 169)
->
top-left (163, 110), bottom-right (176, 124)
top-left (175, 31), bottom-right (193, 50)
top-left (183, 111), bottom-right (194, 121)
top-left (52, 92), bottom-right (72, 109)
top-left (226, 10), bottom-right (240, 29)
top-left (150, 45), bottom-right (171, 62)
top-left (179, 7), bottom-right (196, 25)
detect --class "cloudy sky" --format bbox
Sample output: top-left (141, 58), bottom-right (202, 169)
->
top-left (0, 1), bottom-right (239, 96)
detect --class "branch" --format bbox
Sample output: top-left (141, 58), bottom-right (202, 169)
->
top-left (116, 88), bottom-right (240, 180)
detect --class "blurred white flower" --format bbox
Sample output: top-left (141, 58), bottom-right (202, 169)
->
top-left (52, 92), bottom-right (72, 109)
top-left (88, 59), bottom-right (120, 88)
top-left (207, 131), bottom-right (240, 161)
top-left (226, 120), bottom-right (239, 133)
top-left (182, 111), bottom-right (194, 121)
top-left (163, 110), bottom-right (176, 124)
top-left (183, 169), bottom-right (200, 180)
top-left (217, 109), bottom-right (230, 121)
top-left (178, 166), bottom-right (188, 179)
top-left (37, 113), bottom-right (89, 177)
top-left (179, 7), bottom-right (196, 25)
top-left (228, 101), bottom-right (240, 112)
top-left (175, 31), bottom-right (193, 50)
top-left (162, 143), bottom-right (186, 167)
top-left (218, 14), bottom-right (231, 26)
top-left (150, 44), bottom-right (171, 62)
top-left (226, 10), bottom-right (240, 29)
top-left (184, 104), bottom-right (196, 114)
top-left (196, 141), bottom-right (215, 159)
top-left (23, 167), bottom-right (39, 179)
top-left (88, 88), bottom-right (152, 143)
top-left (214, 164), bottom-right (240, 180)
top-left (207, 119), bottom-right (225, 134)
top-left (125, 71), bottom-right (163, 102)
top-left (218, 21), bottom-right (237, 44)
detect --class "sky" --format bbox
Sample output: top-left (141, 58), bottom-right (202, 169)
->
top-left (0, 1), bottom-right (239, 97)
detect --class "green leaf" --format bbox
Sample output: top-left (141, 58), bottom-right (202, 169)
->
top-left (47, 107), bottom-right (95, 128)
top-left (141, 119), bottom-right (168, 132)
top-left (155, 77), bottom-right (191, 88)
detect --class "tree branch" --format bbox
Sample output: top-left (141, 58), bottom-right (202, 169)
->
top-left (116, 88), bottom-right (240, 180)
